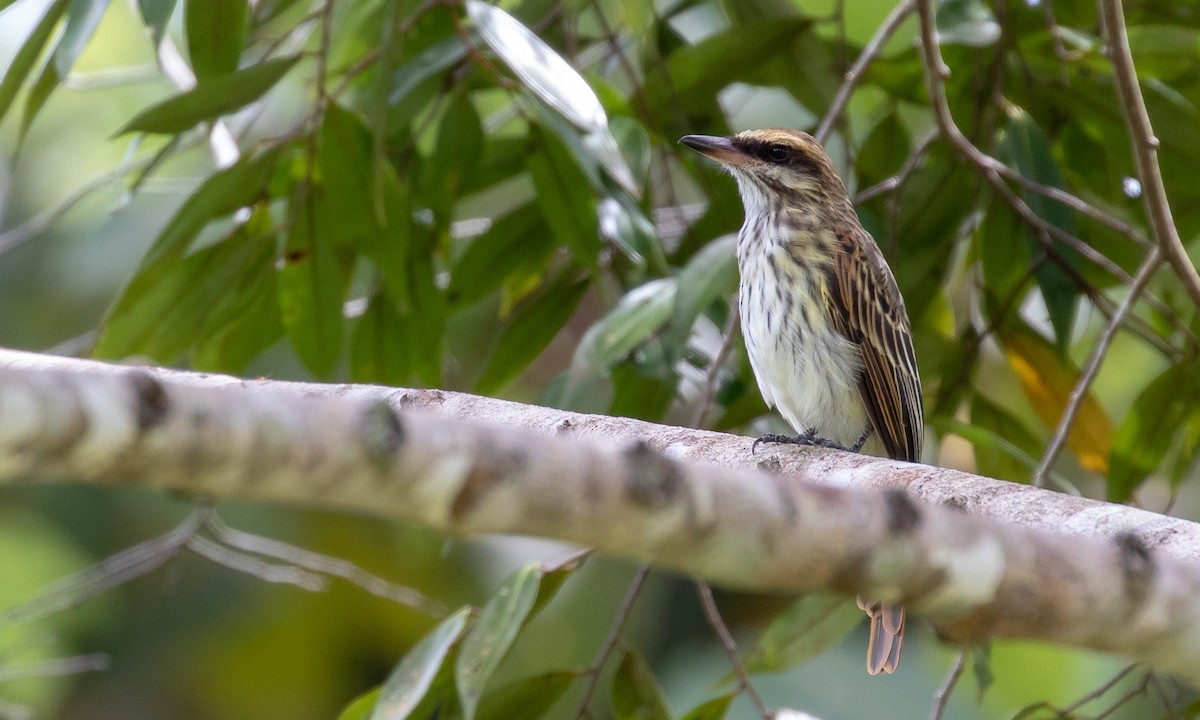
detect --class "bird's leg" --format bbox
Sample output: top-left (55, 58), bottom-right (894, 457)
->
top-left (753, 428), bottom-right (855, 454)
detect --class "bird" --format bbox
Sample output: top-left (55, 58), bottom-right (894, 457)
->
top-left (680, 128), bottom-right (924, 674)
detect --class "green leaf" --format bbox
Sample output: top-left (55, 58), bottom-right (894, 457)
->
top-left (475, 275), bottom-right (590, 395)
top-left (370, 608), bottom-right (472, 720)
top-left (142, 144), bottom-right (283, 270)
top-left (456, 563), bottom-right (542, 720)
top-left (318, 102), bottom-right (382, 245)
top-left (424, 92), bottom-right (483, 226)
top-left (466, 0), bottom-right (636, 195)
top-left (0, 0), bottom-right (70, 129)
top-left (610, 649), bottom-right (670, 720)
top-left (337, 688), bottom-right (382, 720)
top-left (575, 279), bottom-right (677, 370)
top-left (1001, 107), bottom-right (1081, 354)
top-left (448, 204), bottom-right (555, 307)
top-left (19, 46), bottom-right (63, 142)
top-left (93, 207), bottom-right (275, 363)
top-left (963, 396), bottom-right (1043, 484)
top-left (95, 147), bottom-right (283, 359)
top-left (529, 550), bottom-right (586, 618)
top-left (1109, 365), bottom-right (1200, 502)
top-left (277, 183), bottom-right (351, 377)
top-left (678, 694), bottom-right (734, 720)
top-left (856, 113), bottom-right (912, 187)
top-left (350, 291), bottom-right (412, 386)
top-left (114, 55), bottom-right (299, 135)
top-left (192, 260), bottom-right (283, 372)
top-left (971, 643), bottom-right (994, 701)
top-left (742, 593), bottom-right (862, 673)
top-left (609, 360), bottom-right (676, 422)
top-left (402, 228), bottom-right (447, 386)
top-left (526, 129), bottom-right (600, 265)
top-left (598, 192), bottom-right (667, 272)
top-left (472, 672), bottom-right (575, 720)
top-left (137, 0), bottom-right (177, 47)
top-left (665, 234), bottom-right (737, 361)
top-left (976, 200), bottom-right (1032, 327)
top-left (936, 0), bottom-right (1000, 47)
top-left (56, 0), bottom-right (110, 76)
top-left (186, 0), bottom-right (247, 79)
top-left (358, 160), bottom-right (412, 308)
top-left (642, 18), bottom-right (811, 120)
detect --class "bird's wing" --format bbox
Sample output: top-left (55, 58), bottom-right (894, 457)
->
top-left (823, 223), bottom-right (923, 462)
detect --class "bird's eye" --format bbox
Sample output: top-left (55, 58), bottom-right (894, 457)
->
top-left (767, 145), bottom-right (790, 163)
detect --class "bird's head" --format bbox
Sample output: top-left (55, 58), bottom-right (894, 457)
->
top-left (680, 128), bottom-right (846, 215)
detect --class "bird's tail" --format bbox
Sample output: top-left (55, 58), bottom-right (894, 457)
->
top-left (858, 597), bottom-right (905, 674)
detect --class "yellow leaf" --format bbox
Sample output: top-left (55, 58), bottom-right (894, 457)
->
top-left (1002, 330), bottom-right (1114, 474)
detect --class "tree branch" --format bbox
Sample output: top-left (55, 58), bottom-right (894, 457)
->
top-left (4, 349), bottom-right (1200, 680)
top-left (1098, 0), bottom-right (1200, 311)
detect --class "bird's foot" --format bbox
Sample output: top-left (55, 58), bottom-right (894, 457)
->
top-left (752, 427), bottom-right (871, 454)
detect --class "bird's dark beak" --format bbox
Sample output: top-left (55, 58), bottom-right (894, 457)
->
top-left (679, 134), bottom-right (746, 167)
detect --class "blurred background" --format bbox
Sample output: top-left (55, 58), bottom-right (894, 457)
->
top-left (2, 0), bottom-right (1199, 717)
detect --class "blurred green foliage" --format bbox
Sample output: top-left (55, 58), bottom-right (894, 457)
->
top-left (3, 0), bottom-right (1200, 717)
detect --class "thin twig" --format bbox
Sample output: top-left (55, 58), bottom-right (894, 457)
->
top-left (572, 565), bottom-right (651, 720)
top-left (1058, 662), bottom-right (1140, 714)
top-left (690, 309), bottom-right (739, 428)
top-left (1099, 0), bottom-right (1200, 311)
top-left (0, 654), bottom-right (109, 683)
top-left (928, 650), bottom-right (967, 720)
top-left (203, 511), bottom-right (445, 614)
top-left (695, 581), bottom-right (771, 720)
top-left (1032, 248), bottom-right (1161, 486)
top-left (913, 0), bottom-right (1187, 354)
top-left (814, 0), bottom-right (916, 144)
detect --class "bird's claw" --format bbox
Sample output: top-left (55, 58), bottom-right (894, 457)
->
top-left (752, 428), bottom-right (850, 454)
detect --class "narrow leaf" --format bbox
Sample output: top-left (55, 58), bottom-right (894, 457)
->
top-left (665, 234), bottom-right (737, 361)
top-left (350, 291), bottom-right (413, 386)
top-left (337, 689), bottom-right (382, 720)
top-left (525, 129), bottom-right (600, 265)
top-left (56, 0), bottom-right (111, 76)
top-left (448, 204), bottom-right (554, 307)
top-left (1002, 328), bottom-right (1114, 475)
top-left (610, 649), bottom-right (669, 720)
top-left (455, 563), bottom-right (542, 720)
top-left (137, 0), bottom-right (177, 47)
top-left (1109, 364), bottom-right (1200, 502)
top-left (1002, 107), bottom-right (1081, 354)
top-left (114, 55), bottom-right (299, 135)
top-left (94, 208), bottom-right (274, 363)
top-left (742, 593), bottom-right (861, 673)
top-left (0, 0), bottom-right (70, 128)
top-left (475, 275), bottom-right (589, 395)
top-left (473, 672), bottom-right (575, 720)
top-left (185, 0), bottom-right (247, 79)
top-left (573, 278), bottom-right (677, 371)
top-left (679, 694), bottom-right (734, 720)
top-left (277, 183), bottom-right (350, 377)
top-left (467, 0), bottom-right (636, 194)
top-left (369, 608), bottom-right (472, 720)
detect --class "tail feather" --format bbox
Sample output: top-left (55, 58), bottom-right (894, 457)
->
top-left (858, 597), bottom-right (905, 675)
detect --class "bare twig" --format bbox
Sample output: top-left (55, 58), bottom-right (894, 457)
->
top-left (814, 0), bottom-right (916, 144)
top-left (690, 309), bottom-right (740, 428)
top-left (1032, 248), bottom-right (1162, 486)
top-left (913, 0), bottom-right (1187, 353)
top-left (1058, 662), bottom-right (1140, 714)
top-left (1099, 0), bottom-right (1200, 311)
top-left (572, 565), bottom-right (650, 720)
top-left (928, 650), bottom-right (967, 720)
top-left (695, 581), bottom-right (771, 720)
